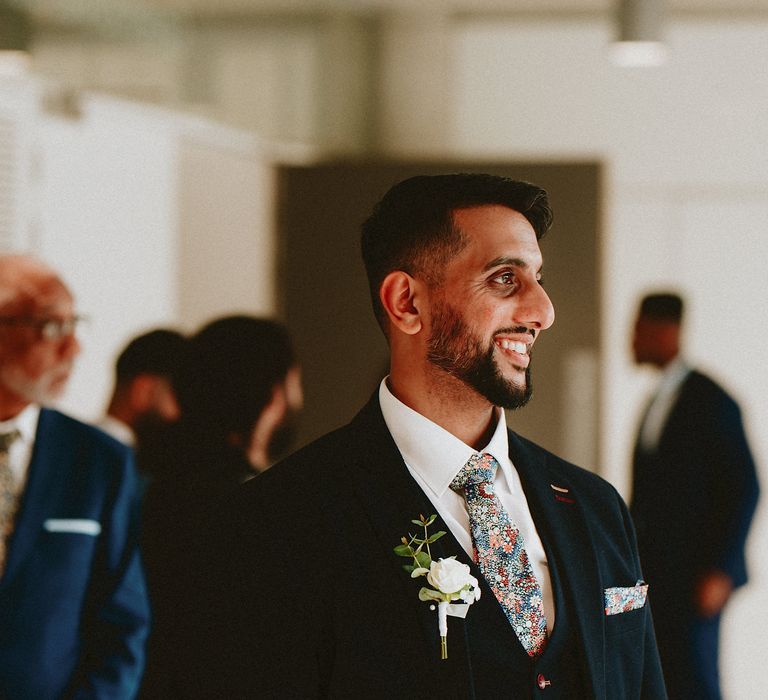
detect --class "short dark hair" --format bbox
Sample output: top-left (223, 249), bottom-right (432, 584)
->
top-left (360, 173), bottom-right (553, 330)
top-left (115, 329), bottom-right (186, 384)
top-left (639, 293), bottom-right (684, 323)
top-left (174, 316), bottom-right (295, 440)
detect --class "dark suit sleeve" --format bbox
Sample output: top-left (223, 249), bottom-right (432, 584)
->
top-left (706, 394), bottom-right (759, 587)
top-left (68, 443), bottom-right (150, 699)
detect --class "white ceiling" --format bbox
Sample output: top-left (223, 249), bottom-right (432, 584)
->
top-left (23, 0), bottom-right (768, 23)
top-left (142, 0), bottom-right (768, 13)
top-left (16, 0), bottom-right (768, 48)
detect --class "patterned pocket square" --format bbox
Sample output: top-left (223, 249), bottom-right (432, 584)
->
top-left (43, 519), bottom-right (101, 536)
top-left (604, 580), bottom-right (648, 615)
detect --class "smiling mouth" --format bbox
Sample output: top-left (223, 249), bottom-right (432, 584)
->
top-left (494, 337), bottom-right (531, 369)
top-left (496, 339), bottom-right (528, 353)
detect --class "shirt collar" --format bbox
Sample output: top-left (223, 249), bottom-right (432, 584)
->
top-left (0, 403), bottom-right (40, 444)
top-left (378, 378), bottom-right (513, 499)
top-left (98, 415), bottom-right (136, 446)
top-left (657, 356), bottom-right (691, 396)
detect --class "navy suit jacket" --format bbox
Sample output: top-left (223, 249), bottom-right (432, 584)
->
top-left (631, 369), bottom-right (759, 609)
top-left (201, 395), bottom-right (665, 699)
top-left (0, 409), bottom-right (150, 700)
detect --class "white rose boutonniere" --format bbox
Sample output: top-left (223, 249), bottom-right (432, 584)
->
top-left (394, 514), bottom-right (481, 659)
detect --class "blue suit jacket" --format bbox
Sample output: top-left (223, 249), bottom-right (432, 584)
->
top-left (631, 370), bottom-right (759, 600)
top-left (199, 395), bottom-right (666, 699)
top-left (0, 409), bottom-right (150, 700)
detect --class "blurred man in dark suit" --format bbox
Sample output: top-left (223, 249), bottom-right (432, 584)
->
top-left (630, 292), bottom-right (759, 700)
top-left (139, 315), bottom-right (302, 699)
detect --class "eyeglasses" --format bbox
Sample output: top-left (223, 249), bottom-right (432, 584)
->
top-left (0, 315), bottom-right (87, 340)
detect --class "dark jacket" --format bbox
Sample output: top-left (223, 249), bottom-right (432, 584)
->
top-left (631, 370), bottom-right (759, 604)
top-left (198, 395), bottom-right (665, 699)
top-left (140, 431), bottom-right (255, 700)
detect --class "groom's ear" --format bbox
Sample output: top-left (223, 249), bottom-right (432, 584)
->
top-left (379, 271), bottom-right (423, 336)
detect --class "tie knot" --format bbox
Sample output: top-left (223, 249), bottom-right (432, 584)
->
top-left (450, 452), bottom-right (499, 492)
top-left (0, 430), bottom-right (20, 453)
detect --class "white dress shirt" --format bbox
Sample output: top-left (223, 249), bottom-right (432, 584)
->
top-left (0, 403), bottom-right (40, 494)
top-left (379, 379), bottom-right (554, 631)
top-left (639, 357), bottom-right (691, 451)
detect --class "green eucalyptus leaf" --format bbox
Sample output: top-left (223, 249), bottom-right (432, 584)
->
top-left (393, 544), bottom-right (413, 557)
top-left (427, 530), bottom-right (447, 543)
top-left (418, 587), bottom-right (445, 602)
top-left (425, 514), bottom-right (437, 526)
top-left (402, 564), bottom-right (415, 573)
top-left (411, 519), bottom-right (424, 526)
top-left (415, 551), bottom-right (432, 569)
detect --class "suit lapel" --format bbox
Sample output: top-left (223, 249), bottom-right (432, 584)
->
top-left (509, 432), bottom-right (606, 699)
top-left (345, 396), bottom-right (475, 698)
top-left (2, 410), bottom-right (72, 586)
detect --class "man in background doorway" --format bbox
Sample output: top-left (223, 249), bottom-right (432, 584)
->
top-left (0, 254), bottom-right (149, 700)
top-left (630, 291), bottom-right (759, 699)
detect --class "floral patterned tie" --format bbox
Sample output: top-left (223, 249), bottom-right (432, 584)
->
top-left (451, 452), bottom-right (548, 657)
top-left (0, 430), bottom-right (21, 576)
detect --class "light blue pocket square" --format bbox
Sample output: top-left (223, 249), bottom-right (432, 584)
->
top-left (43, 519), bottom-right (101, 536)
top-left (604, 580), bottom-right (648, 615)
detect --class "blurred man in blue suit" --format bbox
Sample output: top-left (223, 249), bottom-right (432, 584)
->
top-left (630, 292), bottom-right (759, 699)
top-left (0, 255), bottom-right (149, 700)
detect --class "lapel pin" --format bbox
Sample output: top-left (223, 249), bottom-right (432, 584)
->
top-left (551, 484), bottom-right (575, 504)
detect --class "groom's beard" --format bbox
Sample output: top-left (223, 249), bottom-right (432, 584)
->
top-left (426, 298), bottom-right (534, 410)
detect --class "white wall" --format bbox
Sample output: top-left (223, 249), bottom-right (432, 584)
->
top-left (35, 96), bottom-right (181, 421)
top-left (20, 90), bottom-right (289, 422)
top-left (451, 16), bottom-right (768, 698)
top-left (176, 123), bottom-right (280, 327)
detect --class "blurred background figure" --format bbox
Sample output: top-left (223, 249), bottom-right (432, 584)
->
top-left (99, 328), bottom-right (185, 446)
top-left (97, 328), bottom-right (186, 480)
top-left (0, 254), bottom-right (149, 700)
top-left (629, 292), bottom-right (759, 700)
top-left (139, 315), bottom-right (301, 699)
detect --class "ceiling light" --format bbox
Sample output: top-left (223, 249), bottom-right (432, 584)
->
top-left (612, 0), bottom-right (667, 67)
top-left (0, 1), bottom-right (31, 76)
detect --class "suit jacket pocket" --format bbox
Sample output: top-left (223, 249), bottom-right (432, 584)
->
top-left (604, 605), bottom-right (646, 636)
top-left (604, 580), bottom-right (648, 637)
top-left (34, 522), bottom-right (101, 600)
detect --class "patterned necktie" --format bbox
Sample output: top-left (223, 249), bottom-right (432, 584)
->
top-left (451, 452), bottom-right (548, 656)
top-left (0, 430), bottom-right (22, 576)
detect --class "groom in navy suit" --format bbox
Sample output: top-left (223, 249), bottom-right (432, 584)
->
top-left (0, 255), bottom-right (149, 700)
top-left (203, 174), bottom-right (666, 698)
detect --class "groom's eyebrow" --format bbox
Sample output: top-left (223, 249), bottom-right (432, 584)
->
top-left (483, 256), bottom-right (530, 272)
